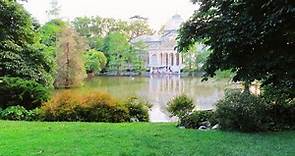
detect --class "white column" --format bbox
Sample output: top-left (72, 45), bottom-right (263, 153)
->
top-left (174, 53), bottom-right (177, 67)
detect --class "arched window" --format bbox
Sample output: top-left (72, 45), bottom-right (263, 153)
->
top-left (151, 54), bottom-right (157, 66)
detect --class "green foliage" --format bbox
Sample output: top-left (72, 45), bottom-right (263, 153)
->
top-left (167, 95), bottom-right (194, 120)
top-left (262, 85), bottom-right (295, 131)
top-left (0, 0), bottom-right (36, 46)
top-left (0, 77), bottom-right (50, 110)
top-left (39, 19), bottom-right (66, 47)
top-left (0, 106), bottom-right (28, 121)
top-left (214, 70), bottom-right (235, 80)
top-left (177, 0), bottom-right (294, 95)
top-left (182, 43), bottom-right (213, 75)
top-left (128, 41), bottom-right (147, 72)
top-left (72, 17), bottom-right (150, 74)
top-left (267, 101), bottom-right (295, 131)
top-left (72, 16), bottom-right (153, 48)
top-left (0, 0), bottom-right (54, 86)
top-left (180, 110), bottom-right (216, 129)
top-left (103, 32), bottom-right (130, 73)
top-left (0, 106), bottom-right (40, 121)
top-left (124, 97), bottom-right (151, 122)
top-left (102, 32), bottom-right (146, 74)
top-left (84, 49), bottom-right (107, 73)
top-left (215, 90), bottom-right (270, 132)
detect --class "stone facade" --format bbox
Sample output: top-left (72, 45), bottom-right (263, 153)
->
top-left (133, 14), bottom-right (184, 74)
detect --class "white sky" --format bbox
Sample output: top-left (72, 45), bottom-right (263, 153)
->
top-left (22, 0), bottom-right (199, 30)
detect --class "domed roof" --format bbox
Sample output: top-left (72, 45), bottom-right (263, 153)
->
top-left (164, 14), bottom-right (184, 31)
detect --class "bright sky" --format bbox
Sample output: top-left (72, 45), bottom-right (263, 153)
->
top-left (22, 0), bottom-right (199, 30)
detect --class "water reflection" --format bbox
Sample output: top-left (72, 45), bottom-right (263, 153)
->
top-left (79, 75), bottom-right (228, 122)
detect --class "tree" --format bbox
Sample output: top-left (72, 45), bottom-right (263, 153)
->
top-left (39, 19), bottom-right (66, 48)
top-left (177, 0), bottom-right (294, 95)
top-left (84, 49), bottom-right (107, 74)
top-left (103, 32), bottom-right (130, 74)
top-left (72, 16), bottom-right (154, 48)
top-left (46, 0), bottom-right (61, 20)
top-left (102, 32), bottom-right (147, 74)
top-left (128, 41), bottom-right (147, 72)
top-left (127, 19), bottom-right (154, 40)
top-left (54, 26), bottom-right (87, 88)
top-left (0, 0), bottom-right (54, 86)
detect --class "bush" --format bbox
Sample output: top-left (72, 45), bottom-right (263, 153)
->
top-left (26, 108), bottom-right (42, 121)
top-left (41, 91), bottom-right (84, 121)
top-left (41, 91), bottom-right (150, 123)
top-left (0, 77), bottom-right (50, 110)
top-left (266, 100), bottom-right (295, 131)
top-left (215, 90), bottom-right (270, 132)
top-left (124, 97), bottom-right (151, 122)
top-left (180, 110), bottom-right (217, 129)
top-left (167, 95), bottom-right (194, 120)
top-left (0, 106), bottom-right (28, 120)
top-left (0, 106), bottom-right (41, 121)
top-left (261, 84), bottom-right (295, 130)
top-left (80, 92), bottom-right (129, 122)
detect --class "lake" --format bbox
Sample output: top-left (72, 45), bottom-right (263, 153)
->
top-left (68, 75), bottom-right (230, 122)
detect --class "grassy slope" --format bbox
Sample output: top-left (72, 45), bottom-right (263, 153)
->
top-left (0, 121), bottom-right (294, 156)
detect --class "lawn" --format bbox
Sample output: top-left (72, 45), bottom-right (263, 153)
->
top-left (0, 121), bottom-right (294, 156)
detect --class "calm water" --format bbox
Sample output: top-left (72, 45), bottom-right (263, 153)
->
top-left (69, 75), bottom-right (229, 122)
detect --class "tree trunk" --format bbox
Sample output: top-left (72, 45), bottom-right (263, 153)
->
top-left (243, 81), bottom-right (251, 94)
top-left (65, 42), bottom-right (70, 89)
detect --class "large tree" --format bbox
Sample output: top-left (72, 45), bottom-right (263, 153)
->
top-left (54, 26), bottom-right (87, 88)
top-left (177, 0), bottom-right (294, 95)
top-left (0, 0), bottom-right (54, 86)
top-left (103, 32), bottom-right (130, 74)
top-left (102, 32), bottom-right (146, 74)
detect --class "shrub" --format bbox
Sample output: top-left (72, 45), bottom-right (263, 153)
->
top-left (0, 106), bottom-right (41, 121)
top-left (180, 110), bottom-right (216, 129)
top-left (41, 91), bottom-right (84, 121)
top-left (26, 108), bottom-right (42, 121)
top-left (0, 77), bottom-right (50, 110)
top-left (266, 100), bottom-right (295, 131)
top-left (124, 97), bottom-right (151, 122)
top-left (261, 84), bottom-right (295, 130)
top-left (80, 92), bottom-right (129, 122)
top-left (0, 106), bottom-right (28, 120)
top-left (215, 90), bottom-right (270, 132)
top-left (167, 95), bottom-right (194, 120)
top-left (41, 91), bottom-right (134, 122)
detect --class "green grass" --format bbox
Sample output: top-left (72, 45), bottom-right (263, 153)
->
top-left (0, 121), bottom-right (294, 156)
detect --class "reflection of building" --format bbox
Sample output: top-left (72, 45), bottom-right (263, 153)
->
top-left (133, 14), bottom-right (185, 74)
top-left (149, 75), bottom-right (185, 94)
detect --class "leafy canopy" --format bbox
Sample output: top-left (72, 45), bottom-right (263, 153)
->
top-left (84, 49), bottom-right (107, 73)
top-left (177, 0), bottom-right (295, 90)
top-left (0, 0), bottom-right (54, 86)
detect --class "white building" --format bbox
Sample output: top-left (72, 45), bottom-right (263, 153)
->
top-left (133, 14), bottom-right (185, 74)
